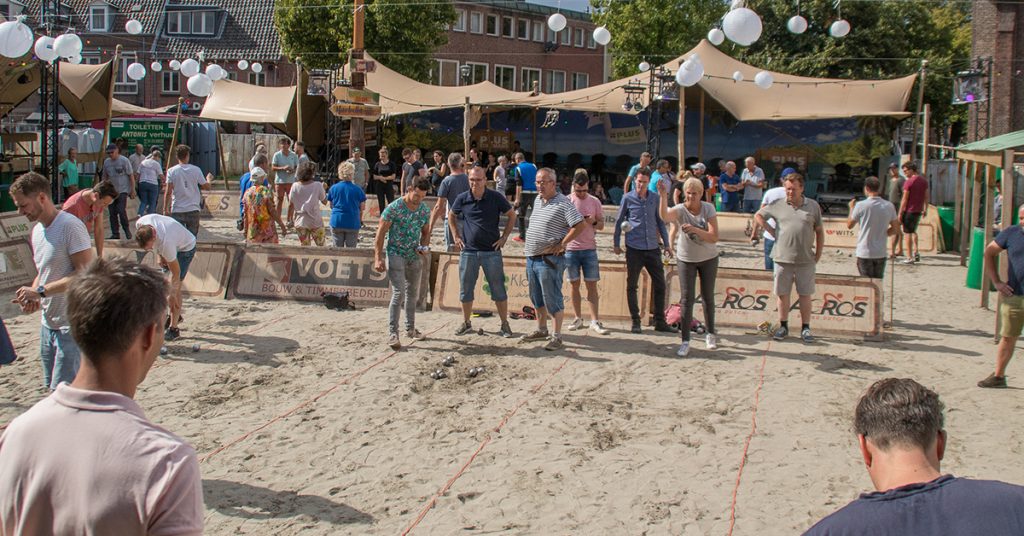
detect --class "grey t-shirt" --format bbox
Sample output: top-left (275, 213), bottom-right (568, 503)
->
top-left (437, 173), bottom-right (470, 211)
top-left (670, 201), bottom-right (718, 263)
top-left (851, 196), bottom-right (898, 259)
top-left (758, 197), bottom-right (823, 265)
top-left (166, 163), bottom-right (208, 213)
top-left (31, 211), bottom-right (91, 330)
top-left (887, 176), bottom-right (905, 207)
top-left (102, 155), bottom-right (133, 194)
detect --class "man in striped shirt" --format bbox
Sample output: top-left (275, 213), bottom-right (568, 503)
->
top-left (521, 168), bottom-right (586, 351)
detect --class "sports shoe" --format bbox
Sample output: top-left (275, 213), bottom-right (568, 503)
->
top-left (914, 253), bottom-right (921, 263)
top-left (705, 333), bottom-right (718, 350)
top-left (454, 321), bottom-right (474, 336)
top-left (164, 327), bottom-right (180, 341)
top-left (407, 329), bottom-right (425, 341)
top-left (512, 236), bottom-right (524, 242)
top-left (388, 333), bottom-right (401, 350)
top-left (544, 336), bottom-right (563, 351)
top-left (801, 327), bottom-right (813, 343)
top-left (499, 322), bottom-right (513, 338)
top-left (567, 318), bottom-right (585, 331)
top-left (676, 341), bottom-right (690, 357)
top-left (978, 373), bottom-right (1008, 388)
top-left (654, 320), bottom-right (676, 333)
top-left (900, 257), bottom-right (916, 265)
top-left (590, 321), bottom-right (610, 335)
top-left (631, 320), bottom-right (642, 334)
top-left (520, 329), bottom-right (550, 342)
top-left (772, 326), bottom-right (789, 341)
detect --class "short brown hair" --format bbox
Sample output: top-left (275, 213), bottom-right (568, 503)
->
top-left (854, 378), bottom-right (945, 451)
top-left (135, 225), bottom-right (156, 249)
top-left (93, 180), bottom-right (118, 200)
top-left (296, 161), bottom-right (316, 182)
top-left (864, 176), bottom-right (882, 193)
top-left (67, 257), bottom-right (168, 361)
top-left (294, 140), bottom-right (305, 149)
top-left (402, 147), bottom-right (414, 157)
top-left (175, 144), bottom-right (190, 161)
top-left (783, 172), bottom-right (805, 186)
top-left (412, 177), bottom-right (431, 192)
top-left (10, 172), bottom-right (50, 197)
top-left (279, 137), bottom-right (291, 146)
top-left (252, 154), bottom-right (269, 168)
top-left (634, 167), bottom-right (653, 178)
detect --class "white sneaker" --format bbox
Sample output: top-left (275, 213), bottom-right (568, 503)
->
top-left (567, 318), bottom-right (584, 331)
top-left (676, 341), bottom-right (690, 357)
top-left (590, 321), bottom-right (610, 335)
top-left (705, 333), bottom-right (718, 350)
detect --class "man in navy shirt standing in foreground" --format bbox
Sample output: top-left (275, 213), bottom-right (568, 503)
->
top-left (979, 204), bottom-right (1024, 388)
top-left (804, 377), bottom-right (1024, 535)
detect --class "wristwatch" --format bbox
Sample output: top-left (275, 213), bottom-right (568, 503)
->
top-left (36, 285), bottom-right (46, 298)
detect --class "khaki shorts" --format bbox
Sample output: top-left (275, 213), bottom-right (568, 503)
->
top-left (773, 262), bottom-right (816, 296)
top-left (1000, 295), bottom-right (1024, 338)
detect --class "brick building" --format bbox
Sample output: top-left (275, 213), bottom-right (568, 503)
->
top-left (432, 1), bottom-right (606, 94)
top-left (969, 0), bottom-right (1024, 139)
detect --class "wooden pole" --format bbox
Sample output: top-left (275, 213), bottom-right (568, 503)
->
top-left (463, 97), bottom-right (471, 158)
top-left (909, 60), bottom-right (928, 162)
top-left (295, 57), bottom-right (303, 143)
top-left (961, 160), bottom-right (976, 265)
top-left (96, 45), bottom-right (122, 184)
top-left (697, 88), bottom-right (705, 162)
top-left (981, 164), bottom-right (994, 309)
top-left (968, 162), bottom-right (982, 267)
top-left (921, 103), bottom-right (930, 177)
top-left (953, 158), bottom-right (964, 252)
top-left (216, 122), bottom-right (229, 189)
top-left (677, 88), bottom-right (685, 166)
top-left (349, 0), bottom-right (366, 155)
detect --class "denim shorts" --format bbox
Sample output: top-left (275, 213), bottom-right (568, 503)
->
top-left (459, 250), bottom-right (508, 303)
top-left (526, 255), bottom-right (566, 315)
top-left (177, 246), bottom-right (196, 280)
top-left (565, 249), bottom-right (600, 282)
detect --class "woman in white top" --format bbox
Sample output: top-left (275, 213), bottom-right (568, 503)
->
top-left (658, 177), bottom-right (719, 357)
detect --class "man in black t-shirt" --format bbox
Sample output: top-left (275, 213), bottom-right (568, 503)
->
top-left (400, 147), bottom-right (425, 193)
top-left (804, 378), bottom-right (1024, 535)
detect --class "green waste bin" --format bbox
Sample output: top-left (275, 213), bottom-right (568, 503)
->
top-left (966, 227), bottom-right (993, 290)
top-left (715, 193), bottom-right (722, 212)
top-left (936, 206), bottom-right (955, 252)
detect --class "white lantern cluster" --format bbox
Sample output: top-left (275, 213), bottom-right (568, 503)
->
top-left (592, 26), bottom-right (610, 46)
top-left (0, 18), bottom-right (34, 58)
top-left (830, 19), bottom-right (851, 38)
top-left (674, 53), bottom-right (704, 87)
top-left (754, 71), bottom-right (774, 89)
top-left (547, 13), bottom-right (567, 32)
top-left (722, 7), bottom-right (763, 47)
top-left (125, 19), bottom-right (143, 35)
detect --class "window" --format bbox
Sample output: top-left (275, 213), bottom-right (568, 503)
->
top-left (249, 71), bottom-right (265, 86)
top-left (114, 53), bottom-right (137, 94)
top-left (465, 62), bottom-right (488, 84)
top-left (167, 10), bottom-right (217, 35)
top-left (225, 71), bottom-right (238, 81)
top-left (193, 11), bottom-right (216, 35)
top-left (560, 29), bottom-right (570, 45)
top-left (452, 9), bottom-right (466, 32)
top-left (470, 12), bottom-right (483, 34)
top-left (521, 68), bottom-right (540, 92)
top-left (546, 70), bottom-right (566, 93)
top-left (588, 34), bottom-right (596, 48)
top-left (486, 14), bottom-right (498, 36)
top-left (87, 4), bottom-right (111, 32)
top-left (432, 59), bottom-right (459, 86)
top-left (574, 28), bottom-right (584, 47)
top-left (81, 54), bottom-right (101, 65)
top-left (161, 71), bottom-right (180, 94)
top-left (494, 65), bottom-right (515, 90)
top-left (167, 11), bottom-right (191, 34)
top-left (572, 72), bottom-right (589, 90)
top-left (517, 19), bottom-right (529, 40)
top-left (501, 16), bottom-right (513, 38)
top-left (546, 28), bottom-right (556, 43)
top-left (532, 21), bottom-right (544, 42)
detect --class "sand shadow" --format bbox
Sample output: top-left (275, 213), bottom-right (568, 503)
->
top-left (894, 321), bottom-right (991, 339)
top-left (725, 333), bottom-right (894, 374)
top-left (864, 333), bottom-right (983, 357)
top-left (161, 332), bottom-right (299, 367)
top-left (203, 479), bottom-right (374, 525)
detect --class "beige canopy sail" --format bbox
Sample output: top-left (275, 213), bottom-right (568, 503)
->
top-left (199, 78), bottom-right (325, 145)
top-left (363, 40), bottom-right (916, 120)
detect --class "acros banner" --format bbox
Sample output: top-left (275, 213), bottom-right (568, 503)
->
top-left (231, 245), bottom-right (392, 305)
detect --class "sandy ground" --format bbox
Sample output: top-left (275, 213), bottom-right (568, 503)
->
top-left (1, 210), bottom-right (1022, 535)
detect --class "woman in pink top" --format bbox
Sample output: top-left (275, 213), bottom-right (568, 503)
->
top-left (288, 162), bottom-right (328, 246)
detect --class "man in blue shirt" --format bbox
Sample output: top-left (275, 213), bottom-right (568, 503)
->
top-left (512, 152), bottom-right (538, 242)
top-left (327, 161), bottom-right (366, 247)
top-left (624, 151), bottom-right (652, 193)
top-left (448, 166), bottom-right (517, 338)
top-left (980, 204), bottom-right (1024, 388)
top-left (613, 168), bottom-right (674, 334)
top-left (718, 160), bottom-right (742, 212)
top-left (804, 378), bottom-right (1024, 535)
top-left (647, 159), bottom-right (673, 194)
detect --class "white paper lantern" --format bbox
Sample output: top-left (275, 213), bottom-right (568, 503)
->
top-left (730, 0), bottom-right (745, 9)
top-left (547, 13), bottom-right (567, 32)
top-left (126, 62), bottom-right (146, 81)
top-left (187, 73), bottom-right (213, 97)
top-left (237, 59), bottom-right (249, 71)
top-left (53, 33), bottom-right (82, 58)
top-left (732, 71), bottom-right (744, 82)
top-left (754, 71), bottom-right (774, 89)
top-left (787, 15), bottom-right (808, 34)
top-left (638, 61), bottom-right (650, 73)
top-left (251, 62), bottom-right (263, 74)
top-left (722, 7), bottom-right (762, 47)
top-left (592, 26), bottom-right (611, 46)
top-left (169, 59), bottom-right (181, 70)
top-left (150, 61), bottom-right (162, 72)
top-left (0, 20), bottom-right (34, 59)
top-left (180, 58), bottom-right (200, 77)
top-left (707, 28), bottom-right (725, 46)
top-left (675, 64), bottom-right (703, 87)
top-left (205, 64), bottom-right (226, 80)
top-left (34, 36), bottom-right (58, 63)
top-left (67, 54), bottom-right (82, 64)
top-left (125, 19), bottom-right (143, 35)
top-left (682, 58), bottom-right (699, 72)
top-left (830, 19), bottom-right (851, 38)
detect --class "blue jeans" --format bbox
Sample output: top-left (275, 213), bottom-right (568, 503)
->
top-left (40, 326), bottom-right (80, 390)
top-left (764, 238), bottom-right (775, 271)
top-left (459, 250), bottom-right (507, 303)
top-left (526, 255), bottom-right (566, 315)
top-left (177, 247), bottom-right (196, 279)
top-left (137, 182), bottom-right (159, 217)
top-left (742, 199), bottom-right (761, 213)
top-left (565, 249), bottom-right (600, 281)
top-left (721, 198), bottom-right (740, 212)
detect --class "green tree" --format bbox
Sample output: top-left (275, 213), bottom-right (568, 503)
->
top-left (276, 0), bottom-right (456, 80)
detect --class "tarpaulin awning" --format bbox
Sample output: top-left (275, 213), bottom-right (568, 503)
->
top-left (199, 77), bottom-right (325, 146)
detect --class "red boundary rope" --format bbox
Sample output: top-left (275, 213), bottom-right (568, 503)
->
top-left (727, 341), bottom-right (771, 536)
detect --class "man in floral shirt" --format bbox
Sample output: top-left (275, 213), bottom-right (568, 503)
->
top-left (374, 177), bottom-right (432, 349)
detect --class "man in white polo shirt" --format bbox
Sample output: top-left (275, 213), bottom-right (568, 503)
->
top-left (136, 214), bottom-right (197, 341)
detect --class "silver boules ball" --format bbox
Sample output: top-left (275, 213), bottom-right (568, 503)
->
top-left (477, 328), bottom-right (484, 335)
top-left (192, 343), bottom-right (201, 353)
top-left (467, 367), bottom-right (479, 378)
top-left (160, 346), bottom-right (168, 355)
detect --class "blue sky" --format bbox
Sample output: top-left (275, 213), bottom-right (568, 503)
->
top-left (527, 0), bottom-right (594, 14)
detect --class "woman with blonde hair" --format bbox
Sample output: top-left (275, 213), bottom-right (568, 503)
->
top-left (657, 176), bottom-right (720, 357)
top-left (327, 160), bottom-right (367, 247)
